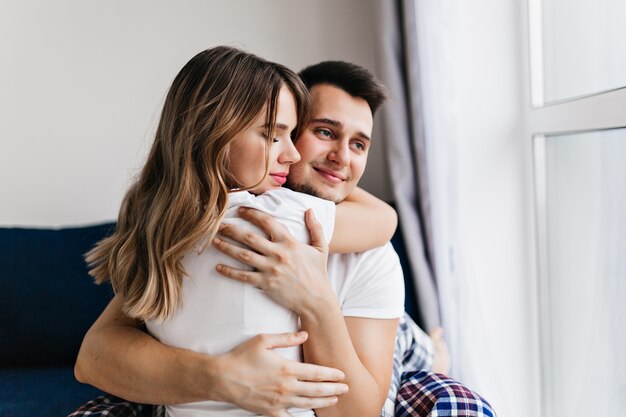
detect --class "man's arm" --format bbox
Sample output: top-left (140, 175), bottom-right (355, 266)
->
top-left (75, 295), bottom-right (349, 415)
top-left (300, 309), bottom-right (398, 417)
top-left (331, 187), bottom-right (397, 253)
top-left (214, 208), bottom-right (398, 417)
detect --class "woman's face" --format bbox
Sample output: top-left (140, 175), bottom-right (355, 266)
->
top-left (228, 85), bottom-right (301, 194)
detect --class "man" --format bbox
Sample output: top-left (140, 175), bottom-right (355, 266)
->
top-left (74, 61), bottom-right (482, 417)
top-left (212, 61), bottom-right (406, 417)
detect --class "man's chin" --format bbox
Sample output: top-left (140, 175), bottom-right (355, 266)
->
top-left (285, 179), bottom-right (344, 203)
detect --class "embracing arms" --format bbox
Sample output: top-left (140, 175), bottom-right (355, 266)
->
top-left (330, 187), bottom-right (397, 253)
top-left (75, 295), bottom-right (348, 416)
top-left (214, 208), bottom-right (400, 417)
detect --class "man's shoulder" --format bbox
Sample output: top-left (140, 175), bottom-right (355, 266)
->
top-left (337, 241), bottom-right (398, 259)
top-left (328, 241), bottom-right (405, 318)
top-left (329, 241), bottom-right (400, 270)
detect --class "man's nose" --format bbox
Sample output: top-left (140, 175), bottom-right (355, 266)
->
top-left (328, 141), bottom-right (350, 167)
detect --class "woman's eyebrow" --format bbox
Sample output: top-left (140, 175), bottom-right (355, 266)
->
top-left (274, 123), bottom-right (290, 131)
top-left (260, 123), bottom-right (290, 131)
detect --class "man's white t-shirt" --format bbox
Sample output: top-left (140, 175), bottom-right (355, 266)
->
top-left (146, 188), bottom-right (405, 417)
top-left (327, 242), bottom-right (405, 320)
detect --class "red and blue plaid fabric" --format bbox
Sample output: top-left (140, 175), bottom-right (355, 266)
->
top-left (395, 371), bottom-right (496, 417)
top-left (68, 314), bottom-right (494, 417)
top-left (381, 313), bottom-right (434, 417)
top-left (67, 395), bottom-right (151, 417)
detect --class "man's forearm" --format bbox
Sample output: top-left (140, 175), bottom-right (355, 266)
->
top-left (75, 313), bottom-right (221, 404)
top-left (76, 296), bottom-right (349, 414)
top-left (299, 299), bottom-right (388, 417)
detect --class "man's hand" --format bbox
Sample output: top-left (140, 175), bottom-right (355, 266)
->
top-left (216, 331), bottom-right (348, 417)
top-left (212, 207), bottom-right (334, 315)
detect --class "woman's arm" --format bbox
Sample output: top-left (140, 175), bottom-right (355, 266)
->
top-left (330, 187), bottom-right (397, 253)
top-left (214, 208), bottom-right (399, 417)
top-left (75, 295), bottom-right (348, 412)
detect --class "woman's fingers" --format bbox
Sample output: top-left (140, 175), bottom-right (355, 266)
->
top-left (304, 209), bottom-right (326, 250)
top-left (273, 411), bottom-right (294, 417)
top-left (285, 394), bottom-right (339, 411)
top-left (215, 263), bottom-right (263, 287)
top-left (237, 207), bottom-right (291, 242)
top-left (212, 236), bottom-right (269, 270)
top-left (293, 380), bottom-right (349, 397)
top-left (217, 221), bottom-right (276, 255)
top-left (291, 361), bottom-right (346, 383)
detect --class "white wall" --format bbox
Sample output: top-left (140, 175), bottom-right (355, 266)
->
top-left (2, 1), bottom-right (540, 416)
top-left (0, 0), bottom-right (390, 227)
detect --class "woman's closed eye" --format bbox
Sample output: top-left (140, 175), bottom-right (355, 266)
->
top-left (260, 131), bottom-right (280, 143)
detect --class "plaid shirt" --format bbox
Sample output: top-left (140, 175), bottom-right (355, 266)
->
top-left (68, 313), bottom-right (494, 417)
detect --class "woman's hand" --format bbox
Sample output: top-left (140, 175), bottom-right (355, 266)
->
top-left (216, 331), bottom-right (348, 417)
top-left (212, 207), bottom-right (334, 315)
top-left (75, 296), bottom-right (347, 411)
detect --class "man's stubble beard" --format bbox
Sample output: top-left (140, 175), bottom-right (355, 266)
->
top-left (285, 176), bottom-right (344, 204)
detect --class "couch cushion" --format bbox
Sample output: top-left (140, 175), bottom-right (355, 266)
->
top-left (0, 223), bottom-right (116, 367)
top-left (0, 368), bottom-right (104, 416)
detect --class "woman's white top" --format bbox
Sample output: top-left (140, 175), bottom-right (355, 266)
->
top-left (146, 188), bottom-right (335, 417)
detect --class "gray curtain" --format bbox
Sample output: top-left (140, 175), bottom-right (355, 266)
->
top-left (373, 0), bottom-right (440, 330)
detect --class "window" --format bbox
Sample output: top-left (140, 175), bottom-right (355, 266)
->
top-left (529, 0), bottom-right (626, 415)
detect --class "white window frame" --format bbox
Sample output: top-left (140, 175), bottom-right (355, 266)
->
top-left (527, 0), bottom-right (626, 415)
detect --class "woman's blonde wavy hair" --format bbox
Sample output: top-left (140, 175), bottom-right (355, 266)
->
top-left (86, 46), bottom-right (310, 321)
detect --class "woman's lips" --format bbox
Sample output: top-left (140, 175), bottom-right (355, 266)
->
top-left (269, 173), bottom-right (287, 185)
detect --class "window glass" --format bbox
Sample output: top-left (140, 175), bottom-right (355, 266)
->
top-left (543, 129), bottom-right (626, 415)
top-left (542, 0), bottom-right (626, 102)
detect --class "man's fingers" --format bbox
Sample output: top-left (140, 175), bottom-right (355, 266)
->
top-left (212, 236), bottom-right (268, 269)
top-left (238, 207), bottom-right (290, 242)
top-left (305, 209), bottom-right (326, 250)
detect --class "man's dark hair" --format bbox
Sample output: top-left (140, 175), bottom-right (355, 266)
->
top-left (298, 61), bottom-right (388, 115)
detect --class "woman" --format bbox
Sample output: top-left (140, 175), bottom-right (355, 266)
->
top-left (84, 46), bottom-right (396, 417)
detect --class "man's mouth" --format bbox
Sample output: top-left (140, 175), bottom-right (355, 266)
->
top-left (269, 172), bottom-right (288, 185)
top-left (313, 167), bottom-right (346, 184)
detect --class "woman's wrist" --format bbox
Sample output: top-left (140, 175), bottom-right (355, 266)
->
top-left (173, 349), bottom-right (226, 404)
top-left (298, 288), bottom-right (341, 323)
top-left (199, 352), bottom-right (231, 403)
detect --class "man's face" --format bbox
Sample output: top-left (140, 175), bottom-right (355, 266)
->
top-left (286, 84), bottom-right (373, 203)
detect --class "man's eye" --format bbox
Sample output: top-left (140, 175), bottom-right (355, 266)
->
top-left (351, 141), bottom-right (366, 151)
top-left (316, 128), bottom-right (333, 138)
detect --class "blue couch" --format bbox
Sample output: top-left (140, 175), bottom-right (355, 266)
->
top-left (0, 222), bottom-right (419, 416)
top-left (0, 224), bottom-right (116, 416)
